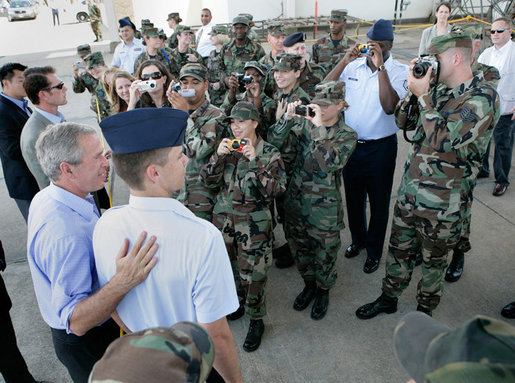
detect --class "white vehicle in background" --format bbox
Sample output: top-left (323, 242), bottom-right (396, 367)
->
top-left (7, 0), bottom-right (38, 21)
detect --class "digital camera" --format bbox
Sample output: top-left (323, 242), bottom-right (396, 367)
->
top-left (413, 56), bottom-right (439, 78)
top-left (229, 138), bottom-right (248, 151)
top-left (171, 83), bottom-right (182, 92)
top-left (295, 105), bottom-right (315, 117)
top-left (171, 83), bottom-right (196, 97)
top-left (235, 73), bottom-right (253, 92)
top-left (138, 80), bottom-right (157, 92)
top-left (358, 44), bottom-right (371, 55)
top-left (75, 61), bottom-right (84, 69)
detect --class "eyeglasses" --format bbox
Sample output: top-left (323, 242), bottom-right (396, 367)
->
top-left (489, 29), bottom-right (506, 34)
top-left (42, 81), bottom-right (65, 91)
top-left (141, 71), bottom-right (163, 80)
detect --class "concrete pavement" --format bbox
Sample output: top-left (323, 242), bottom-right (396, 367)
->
top-left (0, 22), bottom-right (514, 383)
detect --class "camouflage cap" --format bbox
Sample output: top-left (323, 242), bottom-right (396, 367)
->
top-left (267, 23), bottom-right (286, 37)
top-left (84, 52), bottom-right (105, 69)
top-left (143, 27), bottom-right (160, 38)
top-left (426, 31), bottom-right (473, 54)
top-left (232, 15), bottom-right (249, 26)
top-left (226, 101), bottom-right (260, 122)
top-left (180, 63), bottom-right (208, 82)
top-left (208, 24), bottom-right (229, 35)
top-left (238, 13), bottom-right (255, 27)
top-left (271, 53), bottom-right (302, 71)
top-left (140, 19), bottom-right (151, 26)
top-left (175, 25), bottom-right (194, 35)
top-left (158, 29), bottom-right (167, 39)
top-left (311, 81), bottom-right (346, 106)
top-left (89, 322), bottom-right (214, 383)
top-left (329, 9), bottom-right (348, 22)
top-left (451, 22), bottom-right (483, 40)
top-left (76, 44), bottom-right (91, 57)
top-left (244, 61), bottom-right (266, 77)
top-left (394, 312), bottom-right (515, 383)
top-left (167, 12), bottom-right (182, 22)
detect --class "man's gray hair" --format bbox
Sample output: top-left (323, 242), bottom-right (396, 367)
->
top-left (35, 122), bottom-right (98, 182)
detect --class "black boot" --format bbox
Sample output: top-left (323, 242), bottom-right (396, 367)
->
top-left (356, 293), bottom-right (398, 320)
top-left (445, 250), bottom-right (464, 283)
top-left (501, 302), bottom-right (515, 319)
top-left (293, 281), bottom-right (317, 311)
top-left (416, 304), bottom-right (432, 317)
top-left (226, 304), bottom-right (244, 321)
top-left (311, 287), bottom-right (329, 320)
top-left (243, 319), bottom-right (264, 352)
top-left (273, 243), bottom-right (294, 268)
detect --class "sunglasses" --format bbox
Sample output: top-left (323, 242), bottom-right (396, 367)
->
top-left (42, 81), bottom-right (65, 91)
top-left (141, 71), bottom-right (163, 80)
top-left (489, 29), bottom-right (506, 34)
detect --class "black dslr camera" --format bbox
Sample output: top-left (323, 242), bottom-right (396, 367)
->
top-left (235, 73), bottom-right (253, 92)
top-left (413, 56), bottom-right (439, 78)
top-left (295, 105), bottom-right (315, 117)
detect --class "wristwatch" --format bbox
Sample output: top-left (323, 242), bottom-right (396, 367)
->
top-left (378, 64), bottom-right (386, 72)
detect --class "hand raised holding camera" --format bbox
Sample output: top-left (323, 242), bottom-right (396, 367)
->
top-left (166, 82), bottom-right (189, 112)
top-left (305, 104), bottom-right (323, 127)
top-left (217, 138), bottom-right (233, 156)
top-left (241, 138), bottom-right (256, 161)
top-left (408, 58), bottom-right (431, 97)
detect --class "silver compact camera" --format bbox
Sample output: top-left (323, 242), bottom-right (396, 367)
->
top-left (413, 56), bottom-right (439, 78)
top-left (138, 80), bottom-right (157, 92)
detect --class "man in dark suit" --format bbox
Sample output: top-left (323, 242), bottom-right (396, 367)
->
top-left (0, 63), bottom-right (40, 222)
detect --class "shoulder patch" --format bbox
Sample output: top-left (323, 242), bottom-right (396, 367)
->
top-left (460, 107), bottom-right (477, 123)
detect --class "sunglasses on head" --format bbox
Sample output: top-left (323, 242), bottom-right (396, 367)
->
top-left (141, 71), bottom-right (163, 80)
top-left (489, 29), bottom-right (506, 34)
top-left (42, 81), bottom-right (65, 92)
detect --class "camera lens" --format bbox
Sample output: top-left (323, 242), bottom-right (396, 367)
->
top-left (231, 140), bottom-right (240, 150)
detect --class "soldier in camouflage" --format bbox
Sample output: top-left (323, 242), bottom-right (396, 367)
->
top-left (168, 63), bottom-right (226, 221)
top-left (206, 25), bottom-right (229, 107)
top-left (394, 312), bottom-right (515, 383)
top-left (312, 9), bottom-right (356, 74)
top-left (201, 101), bottom-right (286, 352)
top-left (269, 82), bottom-right (357, 320)
top-left (238, 13), bottom-right (260, 41)
top-left (169, 25), bottom-right (205, 79)
top-left (166, 13), bottom-right (182, 50)
top-left (134, 28), bottom-right (174, 77)
top-left (356, 31), bottom-right (500, 319)
top-left (221, 61), bottom-right (276, 139)
top-left (89, 322), bottom-right (215, 383)
top-left (259, 24), bottom-right (286, 71)
top-left (219, 16), bottom-right (265, 91)
top-left (87, 0), bottom-right (102, 42)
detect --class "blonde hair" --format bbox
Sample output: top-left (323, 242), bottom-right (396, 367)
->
top-left (101, 67), bottom-right (119, 99)
top-left (108, 71), bottom-right (136, 114)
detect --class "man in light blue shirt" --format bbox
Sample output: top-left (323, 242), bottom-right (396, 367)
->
top-left (27, 122), bottom-right (158, 383)
top-left (111, 18), bottom-right (145, 74)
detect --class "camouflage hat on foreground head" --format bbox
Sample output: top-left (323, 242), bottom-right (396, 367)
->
top-left (208, 24), bottom-right (228, 35)
top-left (76, 44), bottom-right (91, 57)
top-left (84, 52), bottom-right (105, 69)
top-left (226, 101), bottom-right (260, 122)
top-left (329, 9), bottom-right (348, 22)
top-left (143, 27), bottom-right (160, 38)
top-left (232, 15), bottom-right (249, 26)
top-left (180, 63), bottom-right (208, 82)
top-left (311, 81), bottom-right (346, 106)
top-left (89, 322), bottom-right (214, 383)
top-left (451, 22), bottom-right (483, 40)
top-left (167, 12), bottom-right (182, 22)
top-left (394, 312), bottom-right (515, 383)
top-left (238, 13), bottom-right (255, 27)
top-left (158, 29), bottom-right (167, 39)
top-left (175, 25), bottom-right (194, 35)
top-left (244, 61), bottom-right (266, 76)
top-left (267, 23), bottom-right (286, 37)
top-left (272, 53), bottom-right (302, 71)
top-left (426, 31), bottom-right (473, 54)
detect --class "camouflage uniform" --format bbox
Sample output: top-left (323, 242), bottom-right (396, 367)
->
top-left (264, 60), bottom-right (325, 99)
top-left (177, 64), bottom-right (226, 221)
top-left (259, 52), bottom-right (278, 72)
top-left (384, 33), bottom-right (500, 310)
top-left (88, 2), bottom-right (102, 41)
top-left (259, 24), bottom-right (286, 72)
top-left (206, 25), bottom-right (229, 107)
top-left (166, 13), bottom-right (182, 50)
top-left (89, 322), bottom-right (215, 383)
top-left (201, 102), bottom-right (286, 318)
top-left (269, 82), bottom-right (357, 289)
top-left (169, 48), bottom-right (205, 79)
top-left (134, 28), bottom-right (174, 75)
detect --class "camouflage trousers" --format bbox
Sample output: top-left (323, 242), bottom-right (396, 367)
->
top-left (284, 213), bottom-right (340, 289)
top-left (454, 209), bottom-right (472, 254)
top-left (91, 21), bottom-right (102, 39)
top-left (382, 201), bottom-right (462, 310)
top-left (213, 210), bottom-right (273, 319)
top-left (178, 182), bottom-right (216, 222)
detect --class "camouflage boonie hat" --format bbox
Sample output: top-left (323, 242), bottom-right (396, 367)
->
top-left (232, 16), bottom-right (249, 26)
top-left (225, 101), bottom-right (260, 122)
top-left (271, 53), bottom-right (302, 71)
top-left (88, 322), bottom-right (214, 383)
top-left (394, 312), bottom-right (515, 383)
top-left (175, 25), bottom-right (194, 35)
top-left (329, 9), bottom-right (348, 22)
top-left (76, 44), bottom-right (91, 57)
top-left (143, 28), bottom-right (160, 38)
top-left (167, 12), bottom-right (182, 22)
top-left (208, 24), bottom-right (228, 35)
top-left (311, 81), bottom-right (346, 106)
top-left (180, 63), bottom-right (208, 82)
top-left (84, 52), bottom-right (105, 69)
top-left (244, 61), bottom-right (266, 77)
top-left (267, 23), bottom-right (286, 37)
top-left (451, 22), bottom-right (483, 40)
top-left (426, 31), bottom-right (473, 54)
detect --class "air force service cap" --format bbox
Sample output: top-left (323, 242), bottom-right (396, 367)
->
top-left (99, 108), bottom-right (188, 154)
top-left (367, 19), bottom-right (394, 41)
